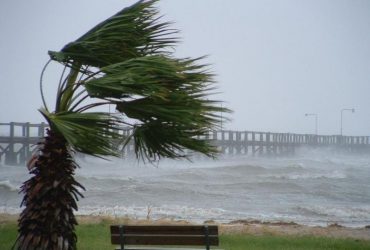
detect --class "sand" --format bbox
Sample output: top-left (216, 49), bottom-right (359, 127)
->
top-left (2, 214), bottom-right (369, 241)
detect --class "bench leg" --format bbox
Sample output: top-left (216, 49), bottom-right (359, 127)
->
top-left (119, 225), bottom-right (124, 250)
top-left (204, 225), bottom-right (210, 250)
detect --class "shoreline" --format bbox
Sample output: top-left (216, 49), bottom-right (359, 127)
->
top-left (2, 213), bottom-right (369, 241)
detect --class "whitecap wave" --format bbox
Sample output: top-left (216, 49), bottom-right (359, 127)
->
top-left (0, 180), bottom-right (20, 192)
top-left (75, 205), bottom-right (228, 222)
top-left (296, 205), bottom-right (370, 220)
top-left (265, 170), bottom-right (347, 180)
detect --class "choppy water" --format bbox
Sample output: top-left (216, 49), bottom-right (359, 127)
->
top-left (1, 149), bottom-right (370, 227)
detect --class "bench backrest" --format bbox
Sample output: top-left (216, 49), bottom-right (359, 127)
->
top-left (110, 225), bottom-right (219, 249)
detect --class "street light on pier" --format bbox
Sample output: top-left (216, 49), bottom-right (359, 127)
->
top-left (340, 108), bottom-right (355, 136)
top-left (305, 113), bottom-right (318, 135)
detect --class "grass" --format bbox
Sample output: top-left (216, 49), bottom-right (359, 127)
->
top-left (220, 234), bottom-right (370, 250)
top-left (1, 221), bottom-right (370, 250)
top-left (0, 223), bottom-right (17, 249)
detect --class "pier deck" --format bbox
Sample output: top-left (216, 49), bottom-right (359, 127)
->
top-left (1, 122), bottom-right (369, 165)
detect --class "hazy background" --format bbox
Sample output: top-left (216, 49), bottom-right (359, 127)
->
top-left (1, 0), bottom-right (369, 136)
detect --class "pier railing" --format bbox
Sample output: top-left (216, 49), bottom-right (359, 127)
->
top-left (1, 122), bottom-right (369, 165)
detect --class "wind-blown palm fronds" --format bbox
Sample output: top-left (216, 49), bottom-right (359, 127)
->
top-left (15, 0), bottom-right (230, 249)
top-left (40, 110), bottom-right (124, 157)
top-left (49, 0), bottom-right (177, 68)
top-left (83, 55), bottom-right (223, 159)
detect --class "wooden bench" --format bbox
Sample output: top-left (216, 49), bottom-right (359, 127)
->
top-left (110, 225), bottom-right (221, 250)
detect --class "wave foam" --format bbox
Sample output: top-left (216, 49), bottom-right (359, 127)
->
top-left (296, 205), bottom-right (370, 220)
top-left (265, 170), bottom-right (347, 180)
top-left (75, 205), bottom-right (228, 222)
top-left (0, 180), bottom-right (19, 192)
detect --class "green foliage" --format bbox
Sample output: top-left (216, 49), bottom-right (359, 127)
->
top-left (41, 0), bottom-right (230, 160)
top-left (131, 120), bottom-right (216, 160)
top-left (40, 110), bottom-right (125, 157)
top-left (49, 0), bottom-right (177, 68)
top-left (83, 55), bottom-right (224, 159)
top-left (85, 56), bottom-right (213, 101)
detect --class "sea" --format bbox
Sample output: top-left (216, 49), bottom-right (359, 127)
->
top-left (1, 148), bottom-right (370, 228)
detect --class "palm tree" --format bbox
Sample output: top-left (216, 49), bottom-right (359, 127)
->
top-left (14, 0), bottom-right (229, 249)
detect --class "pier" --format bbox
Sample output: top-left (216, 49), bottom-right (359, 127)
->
top-left (1, 122), bottom-right (370, 165)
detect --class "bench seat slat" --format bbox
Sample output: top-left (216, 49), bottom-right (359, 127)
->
top-left (111, 235), bottom-right (219, 246)
top-left (110, 225), bottom-right (218, 235)
top-left (110, 225), bottom-right (221, 249)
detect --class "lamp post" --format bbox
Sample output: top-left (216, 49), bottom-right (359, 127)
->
top-left (340, 108), bottom-right (355, 136)
top-left (305, 113), bottom-right (318, 135)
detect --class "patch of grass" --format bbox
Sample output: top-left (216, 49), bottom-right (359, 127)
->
top-left (220, 234), bottom-right (370, 250)
top-left (1, 221), bottom-right (370, 250)
top-left (76, 223), bottom-right (112, 250)
top-left (0, 223), bottom-right (18, 249)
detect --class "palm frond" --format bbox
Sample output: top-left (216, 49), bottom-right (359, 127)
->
top-left (131, 120), bottom-right (218, 161)
top-left (84, 56), bottom-right (212, 99)
top-left (48, 0), bottom-right (177, 68)
top-left (86, 56), bottom-right (228, 123)
top-left (82, 55), bottom-right (230, 159)
top-left (40, 110), bottom-right (125, 157)
top-left (40, 0), bottom-right (231, 160)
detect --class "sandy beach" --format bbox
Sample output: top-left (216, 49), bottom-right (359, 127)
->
top-left (2, 213), bottom-right (369, 241)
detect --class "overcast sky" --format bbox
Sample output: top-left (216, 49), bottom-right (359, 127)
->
top-left (1, 0), bottom-right (369, 136)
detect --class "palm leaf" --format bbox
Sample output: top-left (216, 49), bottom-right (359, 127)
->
top-left (48, 0), bottom-right (177, 68)
top-left (84, 56), bottom-right (212, 99)
top-left (40, 110), bottom-right (125, 157)
top-left (85, 55), bottom-right (227, 123)
top-left (82, 55), bottom-right (230, 159)
top-left (131, 120), bottom-right (217, 161)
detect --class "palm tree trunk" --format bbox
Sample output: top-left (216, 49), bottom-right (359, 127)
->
top-left (14, 129), bottom-right (84, 250)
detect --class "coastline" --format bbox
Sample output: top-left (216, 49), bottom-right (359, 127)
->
top-left (2, 213), bottom-right (369, 241)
